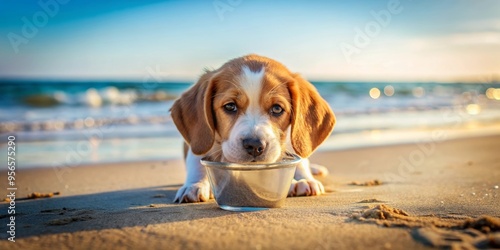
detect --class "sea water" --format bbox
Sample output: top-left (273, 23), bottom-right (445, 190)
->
top-left (1, 80), bottom-right (499, 168)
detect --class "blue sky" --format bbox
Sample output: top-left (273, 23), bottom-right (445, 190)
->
top-left (1, 0), bottom-right (499, 82)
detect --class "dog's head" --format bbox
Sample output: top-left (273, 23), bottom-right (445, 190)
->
top-left (171, 54), bottom-right (335, 163)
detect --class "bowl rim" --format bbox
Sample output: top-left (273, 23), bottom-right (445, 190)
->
top-left (201, 153), bottom-right (302, 170)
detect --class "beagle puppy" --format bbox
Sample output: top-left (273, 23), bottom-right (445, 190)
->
top-left (171, 54), bottom-right (336, 203)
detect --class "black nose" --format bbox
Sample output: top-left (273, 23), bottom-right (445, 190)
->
top-left (242, 138), bottom-right (266, 157)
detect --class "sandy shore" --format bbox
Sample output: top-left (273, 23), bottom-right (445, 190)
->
top-left (1, 135), bottom-right (499, 249)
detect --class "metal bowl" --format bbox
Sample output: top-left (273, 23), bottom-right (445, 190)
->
top-left (201, 154), bottom-right (301, 211)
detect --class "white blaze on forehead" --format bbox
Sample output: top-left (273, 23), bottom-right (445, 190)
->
top-left (235, 65), bottom-right (272, 139)
top-left (239, 66), bottom-right (265, 115)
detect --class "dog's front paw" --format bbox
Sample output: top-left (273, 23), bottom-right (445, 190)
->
top-left (174, 181), bottom-right (213, 203)
top-left (288, 179), bottom-right (325, 197)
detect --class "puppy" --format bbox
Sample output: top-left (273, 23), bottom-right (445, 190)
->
top-left (171, 54), bottom-right (335, 203)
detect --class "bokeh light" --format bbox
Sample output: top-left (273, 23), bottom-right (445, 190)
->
top-left (412, 87), bottom-right (425, 98)
top-left (494, 88), bottom-right (500, 100)
top-left (84, 117), bottom-right (95, 127)
top-left (383, 85), bottom-right (395, 96)
top-left (486, 88), bottom-right (495, 99)
top-left (369, 88), bottom-right (381, 99)
top-left (484, 88), bottom-right (500, 100)
top-left (466, 104), bottom-right (481, 115)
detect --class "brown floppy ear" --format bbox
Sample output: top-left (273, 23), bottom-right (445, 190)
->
top-left (288, 74), bottom-right (336, 158)
top-left (170, 71), bottom-right (217, 155)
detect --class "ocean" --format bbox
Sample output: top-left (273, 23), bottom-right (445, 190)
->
top-left (1, 80), bottom-right (500, 169)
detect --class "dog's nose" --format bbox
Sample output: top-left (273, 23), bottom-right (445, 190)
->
top-left (242, 138), bottom-right (266, 157)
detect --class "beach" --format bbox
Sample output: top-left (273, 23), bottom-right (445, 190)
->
top-left (1, 135), bottom-right (499, 249)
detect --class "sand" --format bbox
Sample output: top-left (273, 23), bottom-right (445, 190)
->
top-left (1, 135), bottom-right (499, 249)
top-left (351, 204), bottom-right (500, 248)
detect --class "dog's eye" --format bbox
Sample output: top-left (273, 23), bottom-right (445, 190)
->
top-left (224, 103), bottom-right (237, 113)
top-left (270, 104), bottom-right (284, 116)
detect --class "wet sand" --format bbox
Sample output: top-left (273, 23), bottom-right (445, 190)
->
top-left (1, 135), bottom-right (499, 249)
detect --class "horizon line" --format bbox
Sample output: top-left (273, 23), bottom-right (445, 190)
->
top-left (0, 76), bottom-right (499, 85)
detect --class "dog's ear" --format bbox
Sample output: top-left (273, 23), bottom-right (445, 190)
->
top-left (288, 74), bottom-right (336, 158)
top-left (170, 71), bottom-right (217, 155)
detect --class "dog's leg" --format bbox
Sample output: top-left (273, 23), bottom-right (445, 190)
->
top-left (288, 158), bottom-right (325, 196)
top-left (309, 163), bottom-right (329, 176)
top-left (174, 149), bottom-right (212, 203)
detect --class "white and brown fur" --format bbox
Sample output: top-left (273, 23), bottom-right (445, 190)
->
top-left (171, 54), bottom-right (336, 203)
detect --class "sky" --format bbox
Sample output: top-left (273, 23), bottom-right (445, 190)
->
top-left (0, 0), bottom-right (499, 82)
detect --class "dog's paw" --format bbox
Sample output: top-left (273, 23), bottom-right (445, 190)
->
top-left (288, 179), bottom-right (325, 197)
top-left (309, 163), bottom-right (329, 176)
top-left (174, 182), bottom-right (213, 203)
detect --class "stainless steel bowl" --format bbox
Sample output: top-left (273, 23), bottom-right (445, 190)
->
top-left (201, 154), bottom-right (301, 211)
